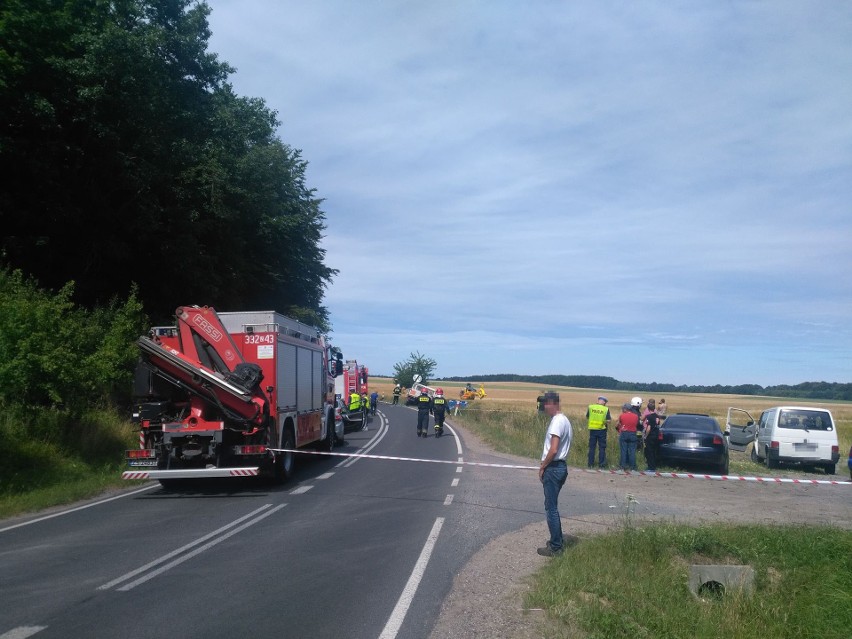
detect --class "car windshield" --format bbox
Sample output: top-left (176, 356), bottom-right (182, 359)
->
top-left (778, 410), bottom-right (833, 431)
top-left (663, 416), bottom-right (719, 433)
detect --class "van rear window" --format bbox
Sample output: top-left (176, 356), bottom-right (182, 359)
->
top-left (778, 410), bottom-right (833, 431)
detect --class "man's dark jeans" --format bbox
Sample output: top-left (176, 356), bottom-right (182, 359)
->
top-left (542, 461), bottom-right (568, 551)
top-left (588, 429), bottom-right (607, 467)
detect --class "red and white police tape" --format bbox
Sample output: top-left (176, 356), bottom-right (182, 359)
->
top-left (270, 449), bottom-right (850, 486)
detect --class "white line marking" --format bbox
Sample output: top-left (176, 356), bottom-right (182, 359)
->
top-left (317, 472), bottom-right (334, 479)
top-left (445, 423), bottom-right (463, 456)
top-left (98, 504), bottom-right (282, 591)
top-left (0, 627), bottom-right (47, 639)
top-left (0, 485), bottom-right (157, 533)
top-left (290, 485), bottom-right (313, 495)
top-left (457, 457), bottom-right (464, 463)
top-left (378, 517), bottom-right (445, 639)
top-left (337, 414), bottom-right (390, 469)
top-left (456, 467), bottom-right (463, 473)
top-left (443, 494), bottom-right (454, 505)
top-left (451, 478), bottom-right (459, 487)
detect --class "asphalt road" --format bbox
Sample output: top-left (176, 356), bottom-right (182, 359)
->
top-left (0, 402), bottom-right (591, 639)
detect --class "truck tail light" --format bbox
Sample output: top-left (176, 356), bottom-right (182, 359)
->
top-left (770, 440), bottom-right (780, 449)
top-left (233, 445), bottom-right (267, 456)
top-left (126, 449), bottom-right (156, 459)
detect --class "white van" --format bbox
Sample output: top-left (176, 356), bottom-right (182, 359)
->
top-left (727, 406), bottom-right (839, 474)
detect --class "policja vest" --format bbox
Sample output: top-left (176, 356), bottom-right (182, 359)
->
top-left (587, 403), bottom-right (608, 430)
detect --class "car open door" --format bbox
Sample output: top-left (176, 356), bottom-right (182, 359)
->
top-left (726, 407), bottom-right (756, 448)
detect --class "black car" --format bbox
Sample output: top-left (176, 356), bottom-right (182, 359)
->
top-left (657, 413), bottom-right (729, 475)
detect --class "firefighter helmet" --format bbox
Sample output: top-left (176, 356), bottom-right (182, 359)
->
top-left (630, 396), bottom-right (642, 408)
top-left (436, 388), bottom-right (444, 396)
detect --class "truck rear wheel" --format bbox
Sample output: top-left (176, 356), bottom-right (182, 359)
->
top-left (280, 426), bottom-right (296, 480)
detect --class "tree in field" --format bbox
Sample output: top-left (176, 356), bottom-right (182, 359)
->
top-left (393, 351), bottom-right (437, 388)
top-left (0, 0), bottom-right (335, 328)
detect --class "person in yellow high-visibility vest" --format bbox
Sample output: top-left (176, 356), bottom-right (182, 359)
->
top-left (585, 396), bottom-right (611, 468)
top-left (348, 392), bottom-right (362, 412)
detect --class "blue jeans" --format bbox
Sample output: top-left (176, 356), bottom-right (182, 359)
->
top-left (619, 431), bottom-right (638, 470)
top-left (542, 461), bottom-right (568, 551)
top-left (588, 429), bottom-right (607, 467)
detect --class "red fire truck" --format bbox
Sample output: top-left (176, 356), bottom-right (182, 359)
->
top-left (123, 306), bottom-right (343, 485)
top-left (338, 360), bottom-right (369, 398)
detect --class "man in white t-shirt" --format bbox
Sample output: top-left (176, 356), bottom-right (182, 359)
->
top-left (538, 391), bottom-right (573, 557)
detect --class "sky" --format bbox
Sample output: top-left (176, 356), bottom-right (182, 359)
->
top-left (206, 1), bottom-right (852, 386)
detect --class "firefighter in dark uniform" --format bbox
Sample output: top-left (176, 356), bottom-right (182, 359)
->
top-left (392, 384), bottom-right (401, 405)
top-left (432, 388), bottom-right (448, 437)
top-left (416, 387), bottom-right (432, 437)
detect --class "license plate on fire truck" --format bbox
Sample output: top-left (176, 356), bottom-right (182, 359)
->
top-left (128, 460), bottom-right (158, 467)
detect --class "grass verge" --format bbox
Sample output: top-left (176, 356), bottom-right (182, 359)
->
top-left (525, 523), bottom-right (852, 639)
top-left (0, 404), bottom-right (137, 519)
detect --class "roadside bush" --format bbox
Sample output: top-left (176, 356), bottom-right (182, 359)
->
top-left (0, 268), bottom-right (147, 413)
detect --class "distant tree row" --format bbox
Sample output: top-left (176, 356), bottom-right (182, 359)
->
top-left (0, 0), bottom-right (335, 328)
top-left (443, 374), bottom-right (852, 402)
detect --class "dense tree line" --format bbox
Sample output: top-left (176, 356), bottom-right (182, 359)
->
top-left (0, 0), bottom-right (335, 328)
top-left (444, 374), bottom-right (852, 402)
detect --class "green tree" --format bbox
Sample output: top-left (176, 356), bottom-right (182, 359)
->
top-left (393, 351), bottom-right (437, 388)
top-left (0, 0), bottom-right (335, 328)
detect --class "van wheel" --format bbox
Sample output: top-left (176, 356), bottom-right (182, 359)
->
top-left (766, 451), bottom-right (779, 469)
top-left (824, 462), bottom-right (836, 475)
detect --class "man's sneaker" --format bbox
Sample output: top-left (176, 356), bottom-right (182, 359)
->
top-left (537, 546), bottom-right (562, 557)
top-left (417, 430), bottom-right (422, 437)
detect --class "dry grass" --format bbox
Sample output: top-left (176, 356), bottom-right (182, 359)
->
top-left (371, 377), bottom-right (852, 468)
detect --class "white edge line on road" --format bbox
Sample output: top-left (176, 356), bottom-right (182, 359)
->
top-left (114, 504), bottom-right (286, 592)
top-left (290, 485), bottom-right (313, 495)
top-left (0, 485), bottom-right (157, 534)
top-left (0, 627), bottom-right (47, 639)
top-left (443, 494), bottom-right (454, 506)
top-left (451, 478), bottom-right (459, 487)
top-left (98, 503), bottom-right (277, 591)
top-left (378, 516), bottom-right (445, 639)
top-left (445, 423), bottom-right (463, 456)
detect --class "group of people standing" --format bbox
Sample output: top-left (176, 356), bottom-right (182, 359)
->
top-left (536, 393), bottom-right (670, 558)
top-left (583, 395), bottom-right (668, 471)
top-left (613, 396), bottom-right (667, 471)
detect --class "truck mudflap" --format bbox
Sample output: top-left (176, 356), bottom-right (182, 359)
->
top-left (122, 467), bottom-right (260, 480)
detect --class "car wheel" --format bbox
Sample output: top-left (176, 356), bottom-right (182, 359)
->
top-left (324, 409), bottom-right (335, 451)
top-left (824, 462), bottom-right (836, 475)
top-left (719, 458), bottom-right (729, 475)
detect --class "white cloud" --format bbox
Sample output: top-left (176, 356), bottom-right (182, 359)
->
top-left (209, 0), bottom-right (852, 385)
